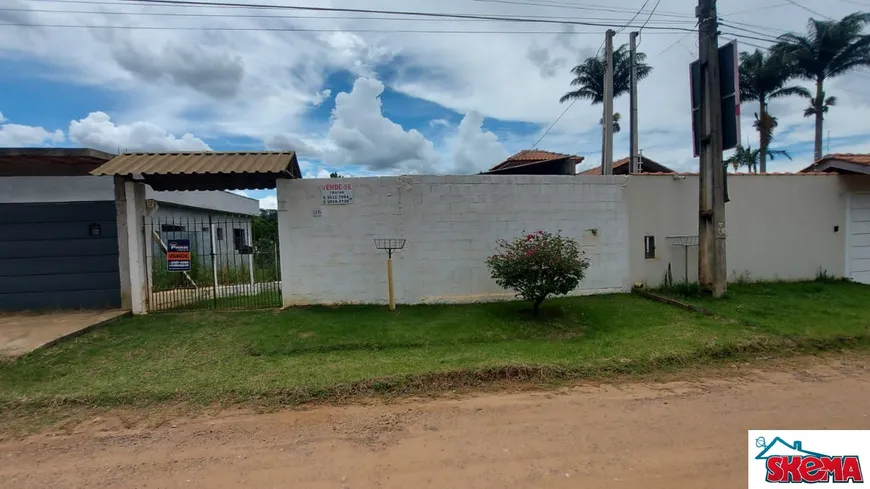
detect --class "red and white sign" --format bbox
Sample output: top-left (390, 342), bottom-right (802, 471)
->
top-left (321, 183), bottom-right (353, 205)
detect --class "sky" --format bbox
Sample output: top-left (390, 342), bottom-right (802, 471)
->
top-left (1, 0), bottom-right (869, 208)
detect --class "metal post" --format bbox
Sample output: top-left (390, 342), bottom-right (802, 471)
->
top-left (209, 215), bottom-right (218, 308)
top-left (697, 0), bottom-right (726, 297)
top-left (603, 29), bottom-right (615, 175)
top-left (387, 250), bottom-right (395, 312)
top-left (629, 31), bottom-right (640, 174)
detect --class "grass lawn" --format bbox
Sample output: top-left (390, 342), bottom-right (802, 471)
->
top-left (655, 280), bottom-right (870, 339)
top-left (1, 282), bottom-right (868, 412)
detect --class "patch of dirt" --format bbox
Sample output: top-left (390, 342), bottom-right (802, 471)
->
top-left (2, 352), bottom-right (870, 488)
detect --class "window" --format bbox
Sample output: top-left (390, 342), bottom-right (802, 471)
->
top-left (233, 228), bottom-right (247, 250)
top-left (202, 227), bottom-right (209, 233)
top-left (161, 224), bottom-right (185, 232)
top-left (216, 228), bottom-right (224, 241)
top-left (644, 236), bottom-right (656, 259)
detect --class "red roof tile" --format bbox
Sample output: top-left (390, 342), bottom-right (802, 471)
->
top-left (488, 149), bottom-right (582, 172)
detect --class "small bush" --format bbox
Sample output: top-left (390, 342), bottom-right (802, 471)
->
top-left (486, 230), bottom-right (590, 315)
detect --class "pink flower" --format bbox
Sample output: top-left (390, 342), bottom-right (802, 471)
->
top-left (537, 230), bottom-right (544, 235)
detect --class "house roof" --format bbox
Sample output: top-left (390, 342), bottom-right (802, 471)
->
top-left (579, 156), bottom-right (675, 175)
top-left (91, 151), bottom-right (302, 191)
top-left (799, 153), bottom-right (870, 174)
top-left (486, 149), bottom-right (584, 173)
top-left (0, 147), bottom-right (116, 177)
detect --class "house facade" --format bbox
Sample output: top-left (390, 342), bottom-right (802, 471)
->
top-left (0, 149), bottom-right (259, 311)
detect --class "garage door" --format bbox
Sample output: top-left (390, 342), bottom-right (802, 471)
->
top-left (848, 193), bottom-right (870, 285)
top-left (0, 202), bottom-right (121, 310)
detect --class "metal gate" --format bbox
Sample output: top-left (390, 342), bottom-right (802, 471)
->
top-left (144, 215), bottom-right (281, 311)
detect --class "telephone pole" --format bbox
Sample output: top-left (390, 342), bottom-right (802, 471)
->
top-left (603, 29), bottom-right (615, 175)
top-left (629, 31), bottom-right (640, 173)
top-left (697, 0), bottom-right (727, 297)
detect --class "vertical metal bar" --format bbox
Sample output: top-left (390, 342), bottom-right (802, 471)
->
top-left (210, 215), bottom-right (217, 309)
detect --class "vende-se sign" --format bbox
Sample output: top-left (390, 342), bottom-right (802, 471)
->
top-left (321, 183), bottom-right (353, 205)
top-left (167, 239), bottom-right (191, 272)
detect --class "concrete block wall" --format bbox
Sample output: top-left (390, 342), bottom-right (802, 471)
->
top-left (277, 175), bottom-right (631, 306)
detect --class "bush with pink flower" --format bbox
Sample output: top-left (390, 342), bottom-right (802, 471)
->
top-left (485, 230), bottom-right (590, 316)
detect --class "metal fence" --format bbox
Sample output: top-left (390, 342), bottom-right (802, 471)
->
top-left (144, 215), bottom-right (281, 311)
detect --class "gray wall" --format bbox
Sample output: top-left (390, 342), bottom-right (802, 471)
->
top-left (0, 201), bottom-right (121, 310)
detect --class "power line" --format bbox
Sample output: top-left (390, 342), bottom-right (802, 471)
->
top-left (723, 2), bottom-right (792, 16)
top-left (616, 0), bottom-right (650, 33)
top-left (719, 22), bottom-right (780, 43)
top-left (0, 6), bottom-right (696, 26)
top-left (784, 0), bottom-right (832, 20)
top-left (639, 0), bottom-right (662, 32)
top-left (32, 0), bottom-right (697, 31)
top-left (469, 0), bottom-right (696, 20)
top-left (0, 22), bottom-right (677, 34)
top-left (531, 100), bottom-right (576, 149)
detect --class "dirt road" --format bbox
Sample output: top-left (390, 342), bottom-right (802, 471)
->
top-left (2, 357), bottom-right (870, 489)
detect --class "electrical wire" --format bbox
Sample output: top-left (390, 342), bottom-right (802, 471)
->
top-left (615, 0), bottom-right (650, 33)
top-left (469, 0), bottom-right (696, 20)
top-left (531, 100), bottom-right (576, 150)
top-left (0, 6), bottom-right (697, 26)
top-left (31, 0), bottom-right (696, 31)
top-left (719, 22), bottom-right (781, 43)
top-left (0, 22), bottom-right (671, 34)
top-left (784, 0), bottom-right (832, 20)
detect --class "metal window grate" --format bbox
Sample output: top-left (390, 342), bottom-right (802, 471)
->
top-left (374, 238), bottom-right (406, 250)
top-left (667, 235), bottom-right (699, 247)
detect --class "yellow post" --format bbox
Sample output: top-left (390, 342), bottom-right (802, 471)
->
top-left (387, 257), bottom-right (395, 311)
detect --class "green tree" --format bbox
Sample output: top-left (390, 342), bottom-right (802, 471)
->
top-left (329, 171), bottom-right (343, 178)
top-left (773, 12), bottom-right (870, 161)
top-left (560, 45), bottom-right (653, 104)
top-left (251, 209), bottom-right (278, 249)
top-left (725, 145), bottom-right (791, 173)
top-left (738, 49), bottom-right (810, 172)
top-left (598, 112), bottom-right (622, 134)
top-left (486, 230), bottom-right (590, 316)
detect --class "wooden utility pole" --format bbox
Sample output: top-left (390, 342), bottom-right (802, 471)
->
top-left (603, 29), bottom-right (615, 175)
top-left (629, 31), bottom-right (640, 173)
top-left (697, 0), bottom-right (727, 297)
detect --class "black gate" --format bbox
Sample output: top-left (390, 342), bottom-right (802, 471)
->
top-left (144, 215), bottom-right (281, 311)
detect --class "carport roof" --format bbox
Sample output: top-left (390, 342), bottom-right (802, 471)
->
top-left (90, 151), bottom-right (302, 191)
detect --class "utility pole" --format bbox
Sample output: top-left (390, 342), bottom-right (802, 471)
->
top-left (603, 29), bottom-right (615, 175)
top-left (697, 0), bottom-right (727, 297)
top-left (629, 31), bottom-right (640, 174)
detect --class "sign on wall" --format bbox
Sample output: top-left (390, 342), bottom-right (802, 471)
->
top-left (321, 183), bottom-right (353, 205)
top-left (167, 239), bottom-right (192, 272)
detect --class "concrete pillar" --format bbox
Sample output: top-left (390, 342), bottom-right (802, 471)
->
top-left (276, 180), bottom-right (291, 308)
top-left (114, 176), bottom-right (149, 315)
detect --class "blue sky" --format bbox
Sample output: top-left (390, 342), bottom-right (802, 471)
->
top-left (2, 0), bottom-right (870, 208)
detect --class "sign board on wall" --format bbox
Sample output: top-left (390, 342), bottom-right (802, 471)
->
top-left (321, 183), bottom-right (353, 205)
top-left (167, 239), bottom-right (192, 271)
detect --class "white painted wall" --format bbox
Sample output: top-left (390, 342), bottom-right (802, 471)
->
top-left (0, 176), bottom-right (259, 216)
top-left (278, 175), bottom-right (631, 306)
top-left (626, 174), bottom-right (870, 287)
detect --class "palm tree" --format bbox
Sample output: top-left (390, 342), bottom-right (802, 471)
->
top-left (773, 12), bottom-right (870, 161)
top-left (725, 145), bottom-right (791, 173)
top-left (599, 112), bottom-right (622, 133)
top-left (738, 49), bottom-right (810, 172)
top-left (560, 45), bottom-right (652, 104)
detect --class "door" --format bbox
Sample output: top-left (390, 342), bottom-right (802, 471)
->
top-left (848, 193), bottom-right (870, 284)
top-left (0, 202), bottom-right (121, 310)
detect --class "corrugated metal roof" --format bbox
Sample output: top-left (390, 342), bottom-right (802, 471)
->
top-left (91, 151), bottom-right (299, 176)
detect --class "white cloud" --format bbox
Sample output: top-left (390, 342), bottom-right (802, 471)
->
top-left (259, 194), bottom-right (278, 210)
top-left (324, 77), bottom-right (440, 173)
top-left (68, 112), bottom-right (211, 152)
top-left (2, 0), bottom-right (869, 175)
top-left (430, 118), bottom-right (450, 127)
top-left (0, 112), bottom-right (64, 146)
top-left (449, 111), bottom-right (510, 173)
top-left (228, 190), bottom-right (250, 197)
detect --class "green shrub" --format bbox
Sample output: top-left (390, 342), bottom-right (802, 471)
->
top-left (486, 230), bottom-right (590, 315)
